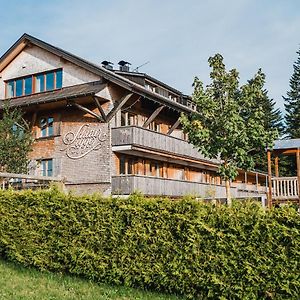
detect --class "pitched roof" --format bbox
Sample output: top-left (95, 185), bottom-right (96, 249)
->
top-left (0, 33), bottom-right (195, 112)
top-left (0, 81), bottom-right (105, 108)
top-left (0, 34), bottom-right (196, 114)
top-left (273, 139), bottom-right (300, 150)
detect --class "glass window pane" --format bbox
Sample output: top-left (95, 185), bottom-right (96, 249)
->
top-left (24, 77), bottom-right (32, 95)
top-left (120, 156), bottom-right (126, 174)
top-left (35, 74), bottom-right (44, 93)
top-left (6, 81), bottom-right (14, 97)
top-left (48, 117), bottom-right (54, 136)
top-left (56, 69), bottom-right (62, 88)
top-left (128, 159), bottom-right (133, 174)
top-left (47, 160), bottom-right (53, 176)
top-left (40, 118), bottom-right (47, 137)
top-left (46, 72), bottom-right (54, 91)
top-left (41, 161), bottom-right (46, 176)
top-left (16, 79), bottom-right (23, 97)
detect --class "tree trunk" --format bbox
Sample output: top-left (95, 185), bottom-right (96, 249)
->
top-left (225, 179), bottom-right (232, 207)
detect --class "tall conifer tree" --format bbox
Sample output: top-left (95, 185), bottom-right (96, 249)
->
top-left (253, 89), bottom-right (284, 172)
top-left (284, 48), bottom-right (300, 138)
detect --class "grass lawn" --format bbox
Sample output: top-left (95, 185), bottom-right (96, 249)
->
top-left (0, 259), bottom-right (183, 300)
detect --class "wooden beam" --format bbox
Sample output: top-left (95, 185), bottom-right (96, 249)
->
top-left (297, 149), bottom-right (300, 206)
top-left (106, 93), bottom-right (133, 122)
top-left (71, 102), bottom-right (102, 121)
top-left (167, 118), bottom-right (181, 135)
top-left (30, 111), bottom-right (37, 129)
top-left (274, 155), bottom-right (279, 177)
top-left (93, 96), bottom-right (107, 121)
top-left (267, 150), bottom-right (273, 208)
top-left (143, 105), bottom-right (164, 128)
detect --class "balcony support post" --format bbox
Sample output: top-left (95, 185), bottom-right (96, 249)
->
top-left (143, 105), bottom-right (164, 128)
top-left (167, 118), bottom-right (181, 135)
top-left (275, 155), bottom-right (279, 177)
top-left (267, 150), bottom-right (273, 208)
top-left (93, 96), bottom-right (107, 122)
top-left (106, 93), bottom-right (134, 122)
top-left (71, 102), bottom-right (102, 122)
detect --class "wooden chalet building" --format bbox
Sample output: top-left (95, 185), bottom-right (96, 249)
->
top-left (0, 34), bottom-right (267, 198)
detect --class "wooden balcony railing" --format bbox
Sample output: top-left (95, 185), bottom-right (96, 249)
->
top-left (111, 126), bottom-right (219, 163)
top-left (271, 177), bottom-right (299, 200)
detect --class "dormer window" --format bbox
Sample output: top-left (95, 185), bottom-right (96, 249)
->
top-left (5, 69), bottom-right (62, 98)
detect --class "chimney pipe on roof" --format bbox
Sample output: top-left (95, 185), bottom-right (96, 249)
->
top-left (118, 60), bottom-right (131, 72)
top-left (101, 61), bottom-right (114, 70)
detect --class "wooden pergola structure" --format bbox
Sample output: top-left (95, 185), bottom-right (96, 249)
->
top-left (267, 139), bottom-right (300, 208)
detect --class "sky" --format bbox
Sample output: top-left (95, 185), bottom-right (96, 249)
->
top-left (0, 0), bottom-right (299, 113)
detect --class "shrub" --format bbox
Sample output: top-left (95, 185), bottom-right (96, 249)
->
top-left (0, 188), bottom-right (299, 299)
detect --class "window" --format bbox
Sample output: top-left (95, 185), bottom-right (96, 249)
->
top-left (119, 156), bottom-right (126, 175)
top-left (40, 159), bottom-right (53, 177)
top-left (5, 69), bottom-right (63, 98)
top-left (118, 155), bottom-right (138, 175)
top-left (39, 117), bottom-right (54, 137)
top-left (149, 121), bottom-right (160, 132)
top-left (35, 74), bottom-right (45, 93)
top-left (121, 112), bottom-right (138, 126)
top-left (46, 72), bottom-right (55, 91)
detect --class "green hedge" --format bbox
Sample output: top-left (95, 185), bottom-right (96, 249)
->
top-left (0, 188), bottom-right (299, 299)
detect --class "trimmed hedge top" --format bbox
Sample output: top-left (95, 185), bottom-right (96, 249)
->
top-left (0, 188), bottom-right (299, 299)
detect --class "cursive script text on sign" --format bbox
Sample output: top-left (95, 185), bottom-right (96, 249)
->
top-left (61, 124), bottom-right (107, 159)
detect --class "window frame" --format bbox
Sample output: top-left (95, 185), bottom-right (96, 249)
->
top-left (5, 68), bottom-right (63, 98)
top-left (39, 158), bottom-right (53, 177)
top-left (39, 116), bottom-right (54, 138)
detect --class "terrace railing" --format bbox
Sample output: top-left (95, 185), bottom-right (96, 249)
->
top-left (271, 176), bottom-right (299, 200)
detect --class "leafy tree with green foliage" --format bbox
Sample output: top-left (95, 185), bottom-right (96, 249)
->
top-left (284, 48), bottom-right (300, 138)
top-left (0, 103), bottom-right (33, 173)
top-left (181, 54), bottom-right (277, 205)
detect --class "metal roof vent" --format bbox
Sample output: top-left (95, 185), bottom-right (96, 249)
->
top-left (101, 61), bottom-right (114, 70)
top-left (118, 60), bottom-right (131, 72)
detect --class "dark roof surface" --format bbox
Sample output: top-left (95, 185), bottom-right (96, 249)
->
top-left (114, 70), bottom-right (186, 97)
top-left (0, 81), bottom-right (105, 108)
top-left (273, 139), bottom-right (300, 150)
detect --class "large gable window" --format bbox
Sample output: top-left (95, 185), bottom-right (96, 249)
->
top-left (5, 69), bottom-right (62, 98)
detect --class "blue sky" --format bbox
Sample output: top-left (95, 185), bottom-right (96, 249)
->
top-left (0, 0), bottom-right (299, 113)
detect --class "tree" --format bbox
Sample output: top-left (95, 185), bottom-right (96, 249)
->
top-left (181, 54), bottom-right (277, 206)
top-left (252, 89), bottom-right (284, 172)
top-left (284, 48), bottom-right (300, 139)
top-left (0, 103), bottom-right (33, 173)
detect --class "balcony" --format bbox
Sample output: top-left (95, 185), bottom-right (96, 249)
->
top-left (111, 126), bottom-right (218, 167)
top-left (112, 175), bottom-right (236, 198)
top-left (112, 175), bottom-right (267, 199)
